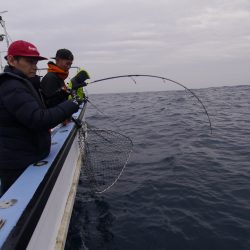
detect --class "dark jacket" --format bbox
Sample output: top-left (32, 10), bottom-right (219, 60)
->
top-left (40, 61), bottom-right (69, 108)
top-left (0, 66), bottom-right (79, 170)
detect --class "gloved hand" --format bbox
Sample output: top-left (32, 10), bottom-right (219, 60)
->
top-left (71, 69), bottom-right (90, 90)
top-left (63, 87), bottom-right (71, 96)
top-left (55, 86), bottom-right (71, 98)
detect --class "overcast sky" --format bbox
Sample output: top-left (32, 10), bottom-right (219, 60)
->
top-left (1, 0), bottom-right (250, 93)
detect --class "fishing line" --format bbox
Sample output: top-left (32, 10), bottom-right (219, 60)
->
top-left (85, 98), bottom-right (108, 117)
top-left (73, 74), bottom-right (212, 194)
top-left (89, 74), bottom-right (212, 134)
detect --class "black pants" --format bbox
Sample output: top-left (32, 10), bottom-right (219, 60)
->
top-left (0, 169), bottom-right (24, 197)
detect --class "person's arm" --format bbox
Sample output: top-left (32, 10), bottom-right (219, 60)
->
top-left (0, 79), bottom-right (79, 130)
top-left (40, 73), bottom-right (69, 107)
top-left (41, 73), bottom-right (66, 96)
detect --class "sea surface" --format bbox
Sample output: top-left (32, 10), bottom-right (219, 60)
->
top-left (65, 85), bottom-right (250, 250)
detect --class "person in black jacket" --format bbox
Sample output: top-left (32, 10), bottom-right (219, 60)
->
top-left (0, 40), bottom-right (80, 196)
top-left (40, 49), bottom-right (74, 108)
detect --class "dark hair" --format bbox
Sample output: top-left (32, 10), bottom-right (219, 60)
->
top-left (6, 55), bottom-right (21, 66)
top-left (13, 56), bottom-right (22, 61)
top-left (52, 49), bottom-right (74, 60)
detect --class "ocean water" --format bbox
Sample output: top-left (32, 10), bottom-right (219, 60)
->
top-left (65, 85), bottom-right (250, 250)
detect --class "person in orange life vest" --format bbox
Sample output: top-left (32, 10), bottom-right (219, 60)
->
top-left (40, 49), bottom-right (74, 108)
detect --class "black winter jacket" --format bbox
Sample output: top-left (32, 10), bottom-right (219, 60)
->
top-left (0, 66), bottom-right (79, 170)
top-left (41, 72), bottom-right (69, 108)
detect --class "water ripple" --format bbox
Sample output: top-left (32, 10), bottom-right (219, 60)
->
top-left (66, 86), bottom-right (250, 250)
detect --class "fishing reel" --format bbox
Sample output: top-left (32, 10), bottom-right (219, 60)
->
top-left (71, 90), bottom-right (82, 105)
top-left (70, 89), bottom-right (88, 106)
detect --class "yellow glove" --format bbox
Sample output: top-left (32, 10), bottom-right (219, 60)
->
top-left (68, 68), bottom-right (90, 100)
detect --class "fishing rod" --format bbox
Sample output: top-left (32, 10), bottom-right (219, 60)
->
top-left (89, 74), bottom-right (212, 134)
top-left (56, 74), bottom-right (213, 194)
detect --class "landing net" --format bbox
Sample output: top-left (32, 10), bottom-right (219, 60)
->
top-left (78, 123), bottom-right (133, 193)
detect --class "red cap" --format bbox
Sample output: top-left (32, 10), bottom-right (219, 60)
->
top-left (5, 40), bottom-right (47, 60)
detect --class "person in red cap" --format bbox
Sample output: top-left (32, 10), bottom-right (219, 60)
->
top-left (0, 40), bottom-right (81, 196)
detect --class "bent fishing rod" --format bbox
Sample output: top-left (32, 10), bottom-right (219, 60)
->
top-left (88, 74), bottom-right (212, 134)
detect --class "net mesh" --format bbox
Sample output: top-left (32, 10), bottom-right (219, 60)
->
top-left (78, 123), bottom-right (133, 193)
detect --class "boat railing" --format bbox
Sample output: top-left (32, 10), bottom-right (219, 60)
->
top-left (0, 104), bottom-right (86, 250)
